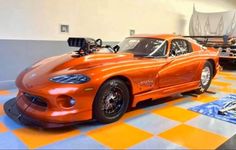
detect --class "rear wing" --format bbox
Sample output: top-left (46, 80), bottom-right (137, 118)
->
top-left (183, 35), bottom-right (236, 48)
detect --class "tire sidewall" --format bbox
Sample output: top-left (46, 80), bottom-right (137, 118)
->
top-left (93, 79), bottom-right (130, 123)
top-left (199, 61), bottom-right (213, 93)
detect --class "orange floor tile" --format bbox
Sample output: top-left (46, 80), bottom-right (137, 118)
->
top-left (87, 122), bottom-right (153, 149)
top-left (219, 87), bottom-right (236, 94)
top-left (13, 127), bottom-right (80, 149)
top-left (192, 94), bottom-right (218, 103)
top-left (211, 80), bottom-right (232, 87)
top-left (0, 90), bottom-right (10, 95)
top-left (0, 123), bottom-right (8, 133)
top-left (218, 71), bottom-right (234, 77)
top-left (0, 104), bottom-right (4, 116)
top-left (159, 124), bottom-right (227, 149)
top-left (153, 106), bottom-right (199, 122)
top-left (224, 76), bottom-right (236, 81)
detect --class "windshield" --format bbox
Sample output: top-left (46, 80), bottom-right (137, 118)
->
top-left (118, 37), bottom-right (167, 57)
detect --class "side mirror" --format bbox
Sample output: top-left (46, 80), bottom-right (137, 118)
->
top-left (201, 45), bottom-right (207, 51)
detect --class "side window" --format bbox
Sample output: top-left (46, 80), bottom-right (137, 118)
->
top-left (152, 41), bottom-right (167, 57)
top-left (170, 39), bottom-right (192, 57)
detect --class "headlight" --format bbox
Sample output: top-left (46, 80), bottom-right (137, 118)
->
top-left (50, 74), bottom-right (90, 84)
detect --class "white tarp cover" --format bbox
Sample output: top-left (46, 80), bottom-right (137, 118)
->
top-left (190, 7), bottom-right (236, 36)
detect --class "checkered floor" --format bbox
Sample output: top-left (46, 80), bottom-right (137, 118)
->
top-left (1, 70), bottom-right (236, 149)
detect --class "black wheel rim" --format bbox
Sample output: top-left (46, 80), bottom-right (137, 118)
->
top-left (101, 84), bottom-right (124, 117)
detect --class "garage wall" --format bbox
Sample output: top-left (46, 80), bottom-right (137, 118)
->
top-left (0, 40), bottom-right (73, 89)
top-left (0, 0), bottom-right (235, 41)
top-left (0, 0), bottom-right (181, 41)
top-left (0, 0), bottom-right (235, 88)
top-left (0, 40), bottom-right (117, 89)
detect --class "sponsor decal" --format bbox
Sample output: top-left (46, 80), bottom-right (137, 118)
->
top-left (138, 80), bottom-right (154, 87)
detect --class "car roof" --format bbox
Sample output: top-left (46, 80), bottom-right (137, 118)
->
top-left (129, 34), bottom-right (183, 40)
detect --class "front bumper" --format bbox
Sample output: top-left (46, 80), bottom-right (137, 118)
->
top-left (4, 98), bottom-right (85, 128)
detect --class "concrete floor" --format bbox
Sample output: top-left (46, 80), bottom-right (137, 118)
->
top-left (0, 68), bottom-right (236, 149)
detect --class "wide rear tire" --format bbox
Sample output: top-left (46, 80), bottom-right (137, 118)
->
top-left (195, 61), bottom-right (213, 94)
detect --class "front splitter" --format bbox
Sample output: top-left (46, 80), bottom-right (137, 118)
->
top-left (3, 98), bottom-right (79, 128)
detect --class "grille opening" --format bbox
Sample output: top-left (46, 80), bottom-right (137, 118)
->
top-left (221, 50), bottom-right (226, 52)
top-left (231, 51), bottom-right (236, 54)
top-left (24, 93), bottom-right (48, 107)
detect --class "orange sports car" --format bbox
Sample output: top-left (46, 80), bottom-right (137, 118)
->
top-left (4, 34), bottom-right (220, 128)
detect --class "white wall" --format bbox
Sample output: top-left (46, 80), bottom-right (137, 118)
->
top-left (0, 0), bottom-right (235, 41)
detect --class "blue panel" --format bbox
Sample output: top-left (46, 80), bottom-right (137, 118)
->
top-left (126, 113), bottom-right (179, 134)
top-left (38, 135), bottom-right (108, 149)
top-left (129, 137), bottom-right (185, 149)
top-left (189, 94), bottom-right (236, 124)
top-left (0, 95), bottom-right (16, 104)
top-left (0, 132), bottom-right (27, 149)
top-left (9, 89), bottom-right (18, 94)
top-left (0, 115), bottom-right (23, 130)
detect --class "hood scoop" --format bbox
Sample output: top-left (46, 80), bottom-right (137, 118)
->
top-left (67, 37), bottom-right (120, 58)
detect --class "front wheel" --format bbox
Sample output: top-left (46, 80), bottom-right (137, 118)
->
top-left (93, 79), bottom-right (130, 123)
top-left (195, 61), bottom-right (213, 94)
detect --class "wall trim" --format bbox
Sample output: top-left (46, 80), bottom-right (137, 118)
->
top-left (0, 80), bottom-right (16, 90)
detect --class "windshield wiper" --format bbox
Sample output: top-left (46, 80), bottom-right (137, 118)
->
top-left (144, 55), bottom-right (154, 58)
top-left (134, 54), bottom-right (146, 57)
top-left (144, 55), bottom-right (168, 58)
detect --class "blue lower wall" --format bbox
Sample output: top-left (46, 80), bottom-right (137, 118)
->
top-left (0, 40), bottom-right (118, 89)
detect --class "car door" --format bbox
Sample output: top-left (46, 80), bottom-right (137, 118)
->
top-left (158, 39), bottom-right (201, 88)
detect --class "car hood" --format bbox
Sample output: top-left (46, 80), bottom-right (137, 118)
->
top-left (33, 53), bottom-right (134, 73)
top-left (17, 53), bottom-right (136, 87)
